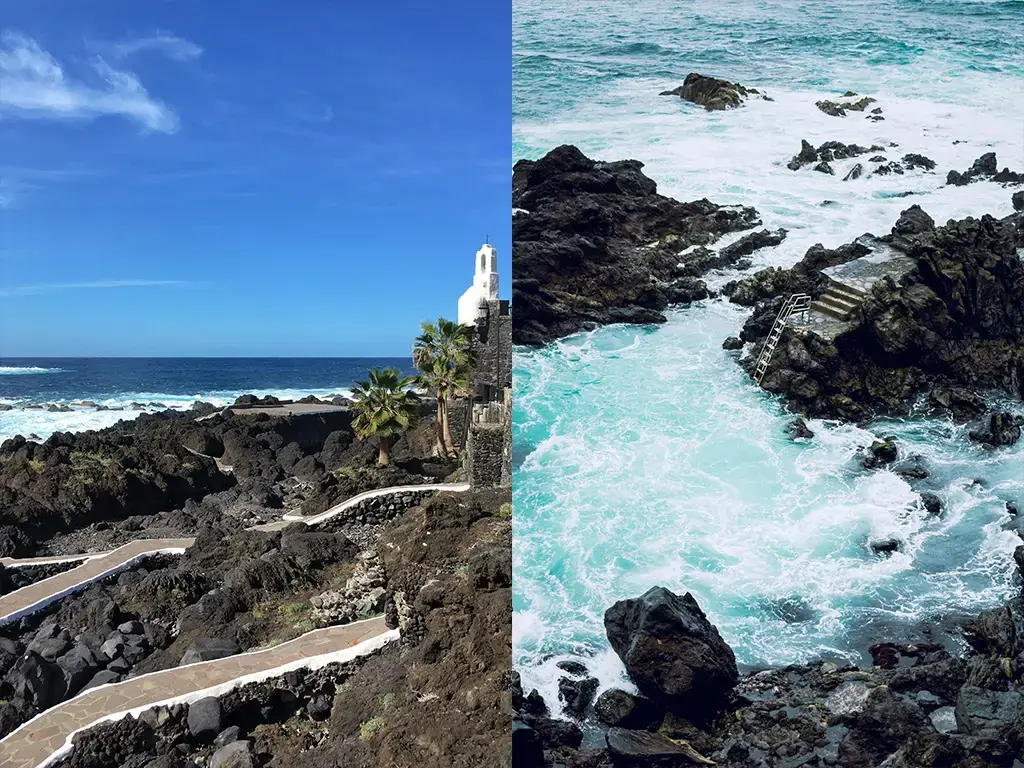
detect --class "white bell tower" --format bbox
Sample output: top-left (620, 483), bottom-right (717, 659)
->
top-left (458, 243), bottom-right (499, 325)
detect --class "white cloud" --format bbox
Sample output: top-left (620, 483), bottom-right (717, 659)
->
top-left (112, 33), bottom-right (202, 62)
top-left (0, 31), bottom-right (179, 132)
top-left (0, 280), bottom-right (207, 297)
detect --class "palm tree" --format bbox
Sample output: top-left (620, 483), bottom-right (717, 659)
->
top-left (349, 367), bottom-right (419, 466)
top-left (413, 318), bottom-right (475, 457)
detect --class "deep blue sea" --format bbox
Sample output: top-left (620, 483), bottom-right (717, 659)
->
top-left (512, 0), bottom-right (1024, 705)
top-left (0, 358), bottom-right (414, 442)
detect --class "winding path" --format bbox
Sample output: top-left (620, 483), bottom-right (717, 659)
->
top-left (2, 618), bottom-right (395, 768)
top-left (0, 481), bottom-right (469, 766)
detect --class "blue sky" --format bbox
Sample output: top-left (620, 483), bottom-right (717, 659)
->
top-left (0, 0), bottom-right (510, 357)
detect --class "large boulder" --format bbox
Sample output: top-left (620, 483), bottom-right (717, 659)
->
top-left (969, 412), bottom-right (1022, 448)
top-left (604, 587), bottom-right (738, 709)
top-left (179, 637), bottom-right (241, 666)
top-left (186, 696), bottom-right (224, 741)
top-left (606, 728), bottom-right (714, 766)
top-left (4, 651), bottom-right (67, 710)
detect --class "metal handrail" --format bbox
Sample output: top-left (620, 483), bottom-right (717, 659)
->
top-left (753, 293), bottom-right (811, 385)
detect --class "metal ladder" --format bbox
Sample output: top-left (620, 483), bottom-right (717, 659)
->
top-left (753, 293), bottom-right (811, 385)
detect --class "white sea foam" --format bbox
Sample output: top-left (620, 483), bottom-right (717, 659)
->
top-left (0, 366), bottom-right (66, 375)
top-left (0, 386), bottom-right (353, 442)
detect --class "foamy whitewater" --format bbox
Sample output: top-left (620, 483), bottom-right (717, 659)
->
top-left (512, 0), bottom-right (1024, 706)
top-left (0, 358), bottom-right (414, 443)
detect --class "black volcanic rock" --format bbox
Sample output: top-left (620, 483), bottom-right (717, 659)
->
top-left (659, 73), bottom-right (763, 111)
top-left (947, 152), bottom-right (1024, 186)
top-left (737, 204), bottom-right (1024, 420)
top-left (512, 145), bottom-right (760, 346)
top-left (604, 587), bottom-right (737, 710)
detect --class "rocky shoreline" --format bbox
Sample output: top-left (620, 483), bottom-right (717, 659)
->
top-left (512, 91), bottom-right (1024, 765)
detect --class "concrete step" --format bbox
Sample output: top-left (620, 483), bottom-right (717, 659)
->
top-left (810, 299), bottom-right (853, 320)
top-left (826, 279), bottom-right (868, 300)
top-left (818, 290), bottom-right (860, 311)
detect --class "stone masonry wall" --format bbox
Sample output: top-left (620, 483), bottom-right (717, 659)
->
top-left (313, 489), bottom-right (436, 546)
top-left (473, 299), bottom-right (512, 402)
top-left (469, 423), bottom-right (505, 489)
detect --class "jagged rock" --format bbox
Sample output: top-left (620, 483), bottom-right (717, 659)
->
top-left (722, 336), bottom-right (744, 351)
top-left (528, 715), bottom-right (584, 749)
top-left (920, 492), bottom-right (943, 516)
top-left (27, 622), bottom-right (73, 660)
top-left (969, 412), bottom-right (1023, 448)
top-left (955, 686), bottom-right (1024, 742)
top-left (785, 418), bottom-right (814, 440)
top-left (814, 160), bottom-right (835, 175)
top-left (5, 651), bottom-right (68, 709)
top-left (902, 153), bottom-right (936, 171)
top-left (844, 163), bottom-right (864, 181)
top-left (512, 145), bottom-right (760, 346)
top-left (1014, 191), bottom-right (1024, 211)
top-left (605, 587), bottom-right (737, 708)
top-left (559, 675), bottom-right (600, 718)
top-left (948, 152), bottom-right (1024, 186)
top-left (56, 643), bottom-right (101, 694)
top-left (659, 73), bottom-right (761, 111)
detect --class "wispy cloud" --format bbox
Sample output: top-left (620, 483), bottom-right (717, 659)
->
top-left (0, 165), bottom-right (99, 209)
top-left (111, 32), bottom-right (203, 62)
top-left (0, 31), bottom-right (179, 132)
top-left (0, 280), bottom-right (208, 298)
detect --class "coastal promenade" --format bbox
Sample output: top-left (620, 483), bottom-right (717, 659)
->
top-left (0, 482), bottom-right (469, 623)
top-left (0, 479), bottom-right (469, 765)
top-left (1, 618), bottom-right (394, 768)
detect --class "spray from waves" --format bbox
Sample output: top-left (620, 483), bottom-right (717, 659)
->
top-left (513, 302), bottom-right (1022, 702)
top-left (0, 367), bottom-right (66, 375)
top-left (0, 386), bottom-right (353, 443)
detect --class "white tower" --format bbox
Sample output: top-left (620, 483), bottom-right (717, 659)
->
top-left (458, 244), bottom-right (499, 325)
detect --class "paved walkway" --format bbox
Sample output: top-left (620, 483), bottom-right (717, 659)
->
top-left (0, 539), bottom-right (193, 625)
top-left (1, 617), bottom-right (394, 768)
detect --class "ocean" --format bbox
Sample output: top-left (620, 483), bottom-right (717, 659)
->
top-left (0, 358), bottom-right (415, 443)
top-left (512, 0), bottom-right (1024, 706)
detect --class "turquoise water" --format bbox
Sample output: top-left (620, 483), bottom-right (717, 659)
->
top-left (512, 0), bottom-right (1024, 702)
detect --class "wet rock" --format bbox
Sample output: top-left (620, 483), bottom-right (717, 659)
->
top-left (947, 152), bottom-right (1024, 186)
top-left (559, 675), bottom-right (600, 718)
top-left (920, 492), bottom-right (943, 516)
top-left (785, 418), bottom-right (814, 440)
top-left (606, 727), bottom-right (714, 766)
top-left (594, 688), bottom-right (662, 729)
top-left (844, 163), bottom-right (864, 181)
top-left (969, 412), bottom-right (1023, 448)
top-left (529, 715), bottom-right (583, 749)
top-left (659, 73), bottom-right (761, 111)
top-left (928, 386), bottom-right (987, 421)
top-left (722, 336), bottom-right (744, 351)
top-left (902, 153), bottom-right (936, 171)
top-left (813, 161), bottom-right (835, 175)
top-left (1014, 190), bottom-right (1024, 211)
top-left (187, 696), bottom-right (223, 741)
top-left (861, 437), bottom-right (898, 469)
top-left (556, 659), bottom-right (589, 677)
top-left (871, 537), bottom-right (902, 556)
top-left (605, 586), bottom-right (738, 709)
